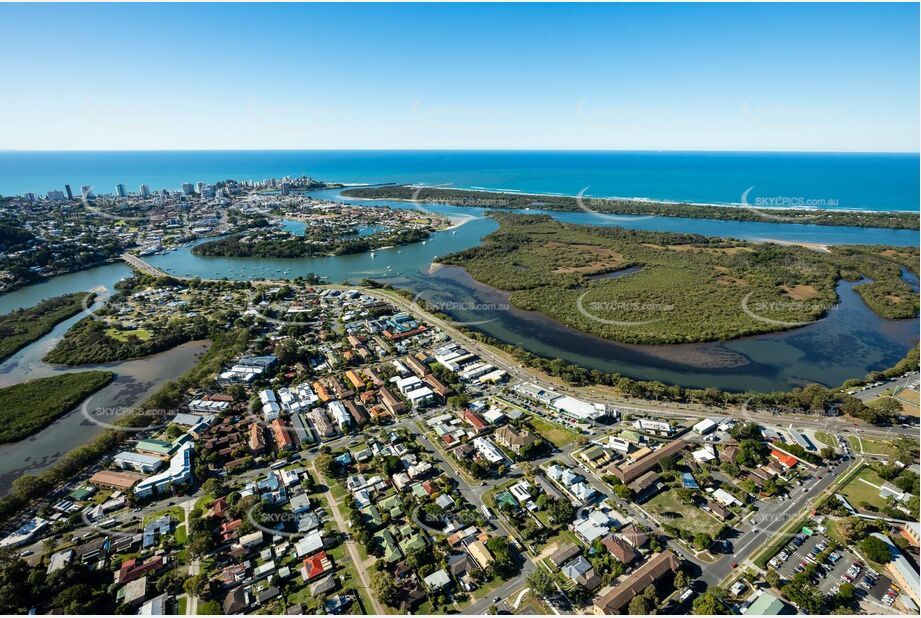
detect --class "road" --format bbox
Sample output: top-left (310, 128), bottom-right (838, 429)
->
top-left (854, 372), bottom-right (919, 402)
top-left (181, 497), bottom-right (201, 615)
top-left (311, 463), bottom-right (385, 616)
top-left (360, 285), bottom-right (918, 441)
top-left (406, 421), bottom-right (542, 613)
top-left (121, 253), bottom-right (190, 280)
top-left (703, 458), bottom-right (855, 584)
top-left (569, 437), bottom-right (856, 587)
top-left (120, 255), bottom-right (917, 442)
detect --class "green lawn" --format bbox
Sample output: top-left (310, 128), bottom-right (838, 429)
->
top-left (839, 466), bottom-right (890, 512)
top-left (753, 515), bottom-right (809, 568)
top-left (143, 506), bottom-right (185, 525)
top-left (847, 435), bottom-right (898, 458)
top-left (527, 415), bottom-right (578, 448)
top-left (858, 438), bottom-right (899, 457)
top-left (105, 327), bottom-right (152, 342)
top-left (194, 495), bottom-right (215, 512)
top-left (644, 488), bottom-right (723, 536)
top-left (286, 587), bottom-right (319, 612)
top-left (814, 431), bottom-right (838, 450)
top-left (177, 596), bottom-right (188, 615)
top-left (327, 543), bottom-right (372, 614)
top-left (196, 599), bottom-right (220, 615)
top-left (329, 479), bottom-right (348, 501)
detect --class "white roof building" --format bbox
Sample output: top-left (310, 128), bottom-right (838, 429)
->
top-left (327, 401), bottom-right (351, 430)
top-left (114, 451), bottom-right (164, 474)
top-left (692, 444), bottom-right (717, 463)
top-left (294, 531), bottom-right (325, 557)
top-left (396, 375), bottom-right (423, 394)
top-left (262, 401), bottom-right (281, 421)
top-left (134, 443), bottom-right (193, 498)
top-left (472, 437), bottom-right (504, 464)
top-left (552, 396), bottom-right (603, 420)
top-left (693, 419), bottom-right (718, 434)
top-left (406, 386), bottom-right (435, 408)
top-left (712, 488), bottom-right (742, 507)
top-left (510, 481), bottom-right (532, 503)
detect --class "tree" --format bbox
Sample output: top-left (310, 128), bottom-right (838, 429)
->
top-left (765, 569), bottom-right (782, 589)
top-left (486, 536), bottom-right (517, 578)
top-left (830, 582), bottom-right (856, 610)
top-left (729, 422), bottom-right (762, 441)
top-left (658, 455), bottom-right (679, 473)
top-left (736, 439), bottom-right (767, 467)
top-left (545, 497), bottom-right (576, 526)
top-left (370, 565), bottom-right (401, 608)
top-left (183, 573), bottom-right (210, 597)
top-left (200, 477), bottom-right (225, 498)
top-left (858, 536), bottom-right (892, 563)
top-left (674, 569), bottom-right (689, 590)
top-left (781, 573), bottom-right (824, 614)
top-left (693, 532), bottom-right (713, 551)
top-left (186, 529), bottom-right (215, 558)
top-left (693, 589), bottom-right (731, 615)
top-left (527, 569), bottom-right (556, 598)
top-left (837, 517), bottom-right (878, 543)
top-left (627, 585), bottom-right (658, 616)
top-left (315, 453), bottom-right (334, 476)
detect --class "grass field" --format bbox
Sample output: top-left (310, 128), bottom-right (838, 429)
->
top-left (105, 327), bottom-right (152, 342)
top-left (327, 543), bottom-right (372, 614)
top-left (846, 435), bottom-right (898, 457)
top-left (644, 488), bottom-right (723, 536)
top-left (839, 466), bottom-right (890, 512)
top-left (143, 506), bottom-right (185, 525)
top-left (527, 415), bottom-right (579, 448)
top-left (887, 389), bottom-right (920, 417)
top-left (814, 431), bottom-right (838, 450)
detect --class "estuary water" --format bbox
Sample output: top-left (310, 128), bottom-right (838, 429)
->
top-left (1, 152), bottom-right (917, 492)
top-left (134, 188), bottom-right (918, 392)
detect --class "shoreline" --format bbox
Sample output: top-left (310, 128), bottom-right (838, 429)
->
top-left (758, 238), bottom-right (832, 253)
top-left (345, 182), bottom-right (917, 216)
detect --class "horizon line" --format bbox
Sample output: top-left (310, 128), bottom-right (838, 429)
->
top-left (0, 148), bottom-right (918, 155)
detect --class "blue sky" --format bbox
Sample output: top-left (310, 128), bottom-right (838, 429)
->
top-left (1, 3), bottom-right (917, 152)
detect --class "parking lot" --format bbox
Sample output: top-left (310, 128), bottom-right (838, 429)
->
top-left (769, 532), bottom-right (895, 602)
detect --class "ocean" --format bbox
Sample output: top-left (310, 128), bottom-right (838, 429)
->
top-left (1, 150), bottom-right (918, 212)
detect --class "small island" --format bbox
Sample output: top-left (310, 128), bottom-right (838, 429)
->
top-left (438, 213), bottom-right (919, 345)
top-left (0, 371), bottom-right (114, 443)
top-left (192, 201), bottom-right (450, 258)
top-left (0, 292), bottom-right (93, 362)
